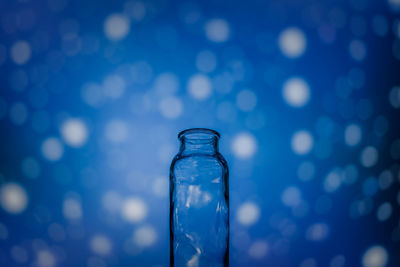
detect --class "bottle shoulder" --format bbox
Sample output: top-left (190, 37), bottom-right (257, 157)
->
top-left (170, 152), bottom-right (228, 170)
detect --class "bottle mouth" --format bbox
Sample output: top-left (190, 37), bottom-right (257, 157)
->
top-left (178, 128), bottom-right (220, 141)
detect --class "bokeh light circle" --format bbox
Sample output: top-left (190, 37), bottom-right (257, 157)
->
top-left (104, 14), bottom-right (130, 41)
top-left (278, 27), bottom-right (307, 58)
top-left (205, 18), bottom-right (230, 43)
top-left (61, 119), bottom-right (88, 148)
top-left (0, 183), bottom-right (28, 214)
top-left (283, 77), bottom-right (310, 107)
top-left (291, 130), bottom-right (314, 155)
top-left (121, 197), bottom-right (147, 223)
top-left (187, 74), bottom-right (212, 100)
top-left (232, 132), bottom-right (257, 159)
top-left (41, 138), bottom-right (64, 161)
top-left (236, 202), bottom-right (260, 226)
top-left (10, 41), bottom-right (31, 65)
top-left (362, 245), bottom-right (388, 267)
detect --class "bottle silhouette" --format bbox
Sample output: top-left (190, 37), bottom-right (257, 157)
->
top-left (170, 128), bottom-right (229, 267)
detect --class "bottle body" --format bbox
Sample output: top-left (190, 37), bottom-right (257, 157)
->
top-left (170, 129), bottom-right (229, 267)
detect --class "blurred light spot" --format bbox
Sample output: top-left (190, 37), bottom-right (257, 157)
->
top-left (87, 257), bottom-right (106, 267)
top-left (59, 18), bottom-right (79, 36)
top-left (314, 139), bottom-right (332, 159)
top-left (152, 176), bottom-right (168, 197)
top-left (104, 14), bottom-right (130, 41)
top-left (362, 245), bottom-right (388, 267)
top-left (0, 97), bottom-right (7, 119)
top-left (373, 116), bottom-right (389, 137)
top-left (204, 18), bottom-right (230, 43)
top-left (130, 61), bottom-right (153, 84)
top-left (196, 50), bottom-right (217, 73)
top-left (61, 34), bottom-right (82, 56)
top-left (236, 89), bottom-right (257, 112)
top-left (41, 138), bottom-right (64, 161)
top-left (9, 102), bottom-right (28, 125)
top-left (390, 139), bottom-right (400, 160)
top-left (315, 195), bottom-right (333, 215)
top-left (318, 24), bottom-right (336, 44)
top-left (300, 258), bottom-right (317, 267)
top-left (105, 120), bottom-right (129, 143)
top-left (388, 0), bottom-right (400, 11)
top-left (363, 177), bottom-right (379, 196)
top-left (315, 116), bottom-right (334, 138)
top-left (81, 82), bottom-right (105, 107)
top-left (282, 186), bottom-right (302, 207)
top-left (103, 75), bottom-right (126, 99)
top-left (344, 124), bottom-right (362, 146)
top-left (153, 72), bottom-right (179, 97)
top-left (0, 44), bottom-right (7, 65)
top-left (236, 202), bottom-right (260, 226)
top-left (389, 87), bottom-right (400, 108)
top-left (297, 161), bottom-right (315, 181)
top-left (48, 0), bottom-right (68, 12)
top-left (306, 223), bottom-right (329, 241)
top-left (102, 191), bottom-right (122, 213)
top-left (248, 240), bottom-right (268, 259)
top-left (63, 197), bottom-right (82, 220)
top-left (159, 96), bottom-right (183, 119)
top-left (232, 132), bottom-right (257, 159)
top-left (90, 235), bottom-right (112, 256)
top-left (245, 110), bottom-right (266, 130)
top-left (10, 69), bottom-right (29, 91)
top-left (278, 27), bottom-right (307, 58)
top-left (377, 202), bottom-right (392, 221)
top-left (31, 110), bottom-right (50, 133)
top-left (10, 40), bottom-right (31, 65)
top-left (372, 15), bottom-right (389, 37)
top-left (378, 170), bottom-right (393, 190)
top-left (292, 200), bottom-right (309, 218)
top-left (343, 164), bottom-right (359, 184)
top-left (324, 170), bottom-right (342, 193)
top-left (330, 255), bottom-right (346, 267)
top-left (61, 118), bottom-right (88, 147)
top-left (48, 223), bottom-right (66, 242)
top-left (11, 246), bottom-right (28, 263)
top-left (348, 67), bottom-right (366, 89)
top-left (37, 250), bottom-right (55, 267)
top-left (21, 157), bottom-right (40, 179)
top-left (124, 1), bottom-right (146, 21)
top-left (350, 15), bottom-right (367, 37)
top-left (187, 74), bottom-right (212, 100)
top-left (133, 225), bottom-right (157, 247)
top-left (360, 146), bottom-right (378, 167)
top-left (357, 99), bottom-right (373, 120)
top-left (216, 101), bottom-right (237, 123)
top-left (291, 130), bottom-right (314, 155)
top-left (397, 191), bottom-right (400, 206)
top-left (0, 183), bottom-right (28, 214)
top-left (282, 77), bottom-right (310, 107)
top-left (158, 143), bottom-right (175, 163)
top-left (232, 230), bottom-right (251, 251)
top-left (0, 222), bottom-right (8, 240)
top-left (213, 72), bottom-right (234, 94)
top-left (349, 40), bottom-right (367, 61)
top-left (28, 87), bottom-right (48, 109)
top-left (121, 197), bottom-right (147, 223)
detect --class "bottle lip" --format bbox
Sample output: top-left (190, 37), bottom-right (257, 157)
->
top-left (178, 128), bottom-right (220, 140)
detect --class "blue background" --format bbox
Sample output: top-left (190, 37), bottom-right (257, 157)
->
top-left (0, 0), bottom-right (399, 266)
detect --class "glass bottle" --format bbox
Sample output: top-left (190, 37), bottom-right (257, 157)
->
top-left (170, 128), bottom-right (229, 267)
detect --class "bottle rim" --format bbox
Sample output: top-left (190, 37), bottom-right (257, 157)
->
top-left (178, 128), bottom-right (220, 139)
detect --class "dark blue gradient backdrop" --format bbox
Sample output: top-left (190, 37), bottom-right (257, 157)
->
top-left (0, 0), bottom-right (400, 266)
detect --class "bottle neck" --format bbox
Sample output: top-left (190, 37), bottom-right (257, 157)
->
top-left (179, 137), bottom-right (218, 156)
